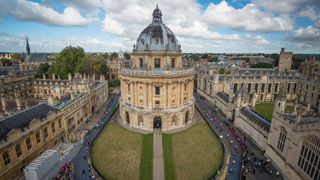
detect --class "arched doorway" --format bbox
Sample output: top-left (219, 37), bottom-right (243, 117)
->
top-left (185, 111), bottom-right (189, 123)
top-left (125, 111), bottom-right (130, 124)
top-left (154, 117), bottom-right (161, 129)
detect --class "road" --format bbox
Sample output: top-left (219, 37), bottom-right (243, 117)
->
top-left (195, 93), bottom-right (243, 180)
top-left (71, 94), bottom-right (119, 179)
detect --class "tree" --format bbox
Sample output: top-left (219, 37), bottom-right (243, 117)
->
top-left (109, 79), bottom-right (120, 87)
top-left (38, 63), bottom-right (50, 75)
top-left (49, 46), bottom-right (85, 79)
top-left (80, 55), bottom-right (108, 77)
top-left (250, 62), bottom-right (273, 68)
top-left (124, 52), bottom-right (131, 60)
top-left (110, 52), bottom-right (118, 60)
top-left (219, 68), bottom-right (225, 74)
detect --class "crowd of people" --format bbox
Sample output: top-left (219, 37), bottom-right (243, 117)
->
top-left (52, 162), bottom-right (74, 180)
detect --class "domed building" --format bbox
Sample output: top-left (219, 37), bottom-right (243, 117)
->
top-left (119, 5), bottom-right (195, 132)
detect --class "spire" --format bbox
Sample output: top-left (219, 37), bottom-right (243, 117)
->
top-left (152, 4), bottom-right (162, 23)
top-left (26, 37), bottom-right (30, 55)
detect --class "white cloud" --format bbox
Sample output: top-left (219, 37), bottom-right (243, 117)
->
top-left (202, 1), bottom-right (293, 32)
top-left (102, 15), bottom-right (125, 35)
top-left (0, 0), bottom-right (92, 26)
top-left (289, 26), bottom-right (320, 46)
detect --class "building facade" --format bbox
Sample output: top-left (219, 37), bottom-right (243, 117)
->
top-left (0, 73), bottom-right (108, 179)
top-left (119, 6), bottom-right (195, 132)
top-left (197, 56), bottom-right (320, 180)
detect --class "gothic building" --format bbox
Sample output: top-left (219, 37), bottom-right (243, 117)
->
top-left (119, 5), bottom-right (195, 132)
top-left (197, 54), bottom-right (320, 180)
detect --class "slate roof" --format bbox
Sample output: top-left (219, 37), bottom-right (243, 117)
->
top-left (23, 53), bottom-right (48, 63)
top-left (0, 103), bottom-right (59, 141)
top-left (240, 107), bottom-right (271, 132)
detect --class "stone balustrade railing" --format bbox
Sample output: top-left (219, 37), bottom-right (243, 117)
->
top-left (120, 68), bottom-right (195, 77)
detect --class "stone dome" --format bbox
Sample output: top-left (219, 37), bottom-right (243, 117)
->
top-left (135, 5), bottom-right (180, 52)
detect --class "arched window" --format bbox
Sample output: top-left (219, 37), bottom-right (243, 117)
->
top-left (138, 116), bottom-right (143, 127)
top-left (297, 136), bottom-right (320, 180)
top-left (277, 127), bottom-right (287, 152)
top-left (185, 111), bottom-right (189, 123)
top-left (210, 84), bottom-right (212, 94)
top-left (172, 115), bottom-right (177, 127)
top-left (171, 58), bottom-right (175, 68)
top-left (139, 58), bottom-right (143, 67)
top-left (154, 58), bottom-right (160, 68)
top-left (203, 79), bottom-right (207, 91)
top-left (126, 111), bottom-right (130, 124)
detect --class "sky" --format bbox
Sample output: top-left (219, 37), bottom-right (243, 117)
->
top-left (0, 0), bottom-right (319, 53)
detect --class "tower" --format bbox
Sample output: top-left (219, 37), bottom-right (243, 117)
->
top-left (26, 37), bottom-right (31, 56)
top-left (118, 5), bottom-right (195, 132)
top-left (278, 47), bottom-right (293, 73)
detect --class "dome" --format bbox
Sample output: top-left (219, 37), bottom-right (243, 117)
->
top-left (135, 5), bottom-right (180, 52)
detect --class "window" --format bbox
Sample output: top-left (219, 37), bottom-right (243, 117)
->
top-left (26, 137), bottom-right (32, 150)
top-left (171, 58), bottom-right (175, 68)
top-left (155, 87), bottom-right (160, 95)
top-left (184, 84), bottom-right (187, 91)
top-left (2, 151), bottom-right (10, 165)
top-left (277, 127), bottom-right (287, 152)
top-left (51, 122), bottom-right (55, 134)
top-left (59, 119), bottom-right (62, 128)
top-left (155, 100), bottom-right (160, 105)
top-left (172, 115), bottom-right (177, 126)
top-left (139, 58), bottom-right (143, 67)
top-left (138, 116), bottom-right (143, 127)
top-left (15, 144), bottom-right (22, 157)
top-left (154, 58), bottom-right (160, 68)
top-left (36, 131), bottom-right (41, 143)
top-left (297, 136), bottom-right (320, 180)
top-left (43, 127), bottom-right (48, 139)
top-left (128, 84), bottom-right (131, 91)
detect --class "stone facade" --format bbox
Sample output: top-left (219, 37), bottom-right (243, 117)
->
top-left (119, 6), bottom-right (195, 132)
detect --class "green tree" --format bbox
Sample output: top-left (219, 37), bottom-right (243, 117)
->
top-left (250, 62), bottom-right (273, 68)
top-left (80, 55), bottom-right (108, 77)
top-left (124, 52), bottom-right (131, 60)
top-left (110, 52), bottom-right (118, 60)
top-left (49, 46), bottom-right (85, 79)
top-left (109, 79), bottom-right (120, 87)
top-left (219, 68), bottom-right (225, 74)
top-left (38, 63), bottom-right (50, 75)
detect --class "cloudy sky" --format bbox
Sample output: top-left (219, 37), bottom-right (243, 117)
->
top-left (0, 0), bottom-right (319, 53)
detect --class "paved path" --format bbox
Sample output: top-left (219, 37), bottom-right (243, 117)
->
top-left (153, 129), bottom-right (165, 180)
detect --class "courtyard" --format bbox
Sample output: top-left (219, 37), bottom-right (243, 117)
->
top-left (254, 102), bottom-right (294, 121)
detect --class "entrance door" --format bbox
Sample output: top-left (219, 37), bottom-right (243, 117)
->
top-left (154, 117), bottom-right (161, 129)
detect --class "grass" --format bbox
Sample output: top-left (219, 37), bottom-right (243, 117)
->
top-left (91, 124), bottom-right (153, 180)
top-left (163, 122), bottom-right (223, 180)
top-left (163, 134), bottom-right (176, 180)
top-left (255, 102), bottom-right (294, 121)
top-left (139, 134), bottom-right (153, 180)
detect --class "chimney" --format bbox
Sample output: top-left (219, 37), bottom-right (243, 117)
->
top-left (280, 48), bottom-right (285, 53)
top-left (48, 96), bottom-right (54, 105)
top-left (42, 73), bottom-right (46, 80)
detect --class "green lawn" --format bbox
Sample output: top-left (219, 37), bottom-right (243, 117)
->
top-left (140, 134), bottom-right (153, 180)
top-left (91, 124), bottom-right (153, 180)
top-left (163, 122), bottom-right (223, 180)
top-left (163, 134), bottom-right (176, 180)
top-left (255, 103), bottom-right (294, 121)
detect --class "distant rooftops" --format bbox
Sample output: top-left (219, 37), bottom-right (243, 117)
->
top-left (0, 103), bottom-right (59, 141)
